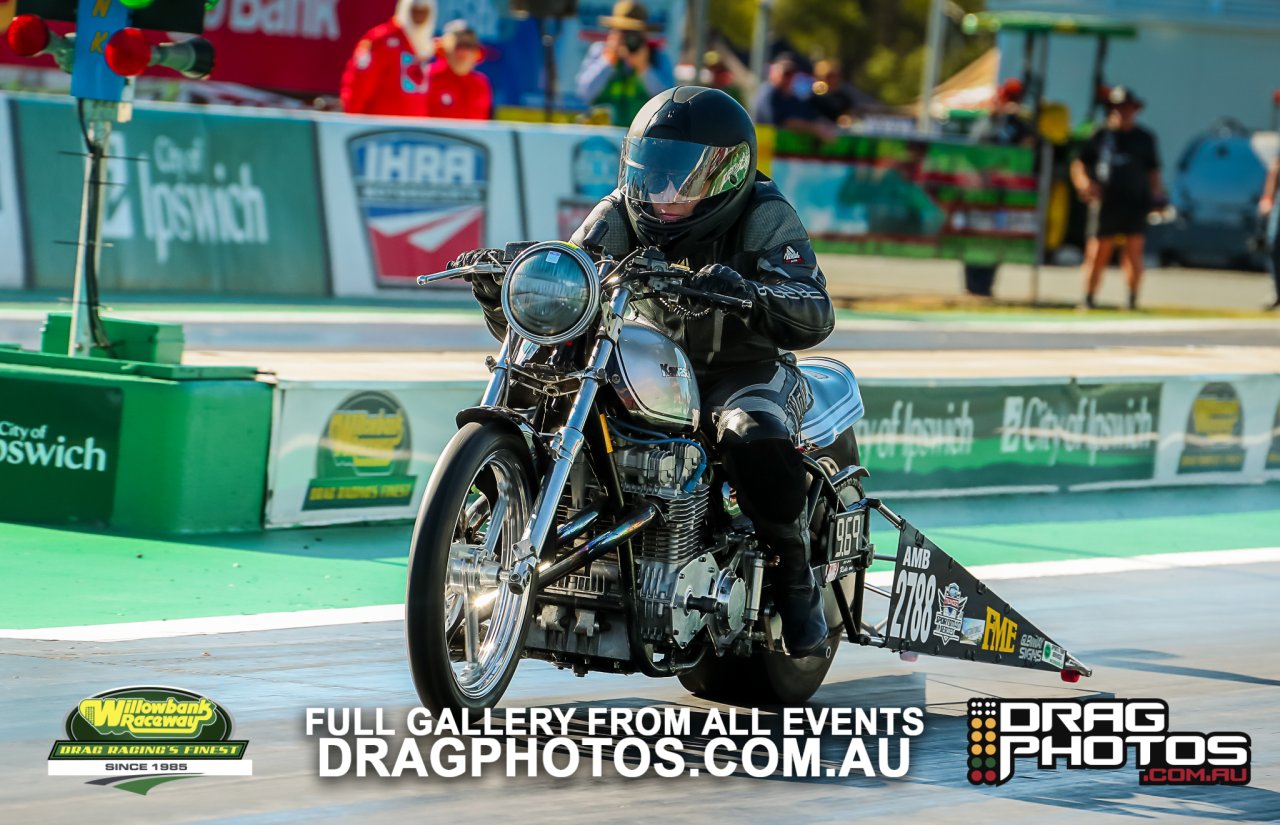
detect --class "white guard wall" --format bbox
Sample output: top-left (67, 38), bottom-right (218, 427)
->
top-left (0, 98), bottom-right (25, 289)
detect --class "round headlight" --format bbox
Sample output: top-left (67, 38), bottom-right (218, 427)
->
top-left (500, 242), bottom-right (599, 346)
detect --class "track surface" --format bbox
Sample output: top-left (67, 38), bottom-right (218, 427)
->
top-left (1, 488), bottom-right (1277, 823)
top-left (2, 562), bottom-right (1277, 824)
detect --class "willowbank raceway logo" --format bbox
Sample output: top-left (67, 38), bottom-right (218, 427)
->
top-left (304, 390), bottom-right (416, 510)
top-left (966, 698), bottom-right (1250, 788)
top-left (48, 686), bottom-right (252, 795)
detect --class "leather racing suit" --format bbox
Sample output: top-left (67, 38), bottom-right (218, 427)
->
top-left (474, 174), bottom-right (836, 653)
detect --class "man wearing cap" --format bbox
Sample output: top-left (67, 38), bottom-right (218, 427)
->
top-left (575, 1), bottom-right (675, 126)
top-left (1072, 85), bottom-right (1164, 310)
top-left (340, 0), bottom-right (438, 117)
top-left (424, 20), bottom-right (492, 120)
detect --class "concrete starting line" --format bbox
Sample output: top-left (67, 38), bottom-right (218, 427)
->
top-left (4, 546), bottom-right (1277, 643)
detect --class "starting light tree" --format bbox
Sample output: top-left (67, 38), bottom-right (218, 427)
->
top-left (4, 0), bottom-right (215, 357)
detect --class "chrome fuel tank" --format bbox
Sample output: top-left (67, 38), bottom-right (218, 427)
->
top-left (606, 322), bottom-right (700, 432)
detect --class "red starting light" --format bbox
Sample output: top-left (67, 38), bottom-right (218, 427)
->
top-left (1060, 668), bottom-right (1081, 683)
top-left (7, 15), bottom-right (51, 58)
top-left (104, 27), bottom-right (152, 77)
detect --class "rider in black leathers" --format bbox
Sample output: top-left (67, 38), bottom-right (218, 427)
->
top-left (455, 86), bottom-right (835, 657)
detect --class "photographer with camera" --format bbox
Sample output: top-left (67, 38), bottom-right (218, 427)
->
top-left (575, 1), bottom-right (675, 126)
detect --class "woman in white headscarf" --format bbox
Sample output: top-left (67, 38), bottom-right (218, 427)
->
top-left (340, 0), bottom-right (439, 116)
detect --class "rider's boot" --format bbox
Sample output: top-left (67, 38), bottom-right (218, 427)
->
top-left (756, 513), bottom-right (829, 658)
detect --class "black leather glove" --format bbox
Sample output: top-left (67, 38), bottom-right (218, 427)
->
top-left (449, 248), bottom-right (503, 272)
top-left (450, 248), bottom-right (504, 302)
top-left (692, 263), bottom-right (755, 301)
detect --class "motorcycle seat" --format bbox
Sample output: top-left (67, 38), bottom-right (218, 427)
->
top-left (797, 356), bottom-right (864, 450)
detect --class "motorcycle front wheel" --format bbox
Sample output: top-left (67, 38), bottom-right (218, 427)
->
top-left (406, 422), bottom-right (536, 711)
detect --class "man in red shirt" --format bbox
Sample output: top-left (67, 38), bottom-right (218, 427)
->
top-left (425, 20), bottom-right (492, 120)
top-left (340, 0), bottom-right (438, 117)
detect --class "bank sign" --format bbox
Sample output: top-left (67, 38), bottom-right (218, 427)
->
top-left (854, 381), bottom-right (1162, 492)
top-left (0, 379), bottom-right (123, 525)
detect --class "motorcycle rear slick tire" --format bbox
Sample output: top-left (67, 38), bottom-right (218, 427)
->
top-left (406, 422), bottom-right (536, 712)
top-left (678, 579), bottom-right (851, 705)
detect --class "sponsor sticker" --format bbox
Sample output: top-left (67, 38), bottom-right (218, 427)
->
top-left (304, 390), bottom-right (417, 510)
top-left (933, 582), bottom-right (968, 644)
top-left (349, 131), bottom-right (489, 287)
top-left (48, 686), bottom-right (252, 794)
top-left (1017, 632), bottom-right (1045, 663)
top-left (980, 606), bottom-right (1017, 654)
top-left (1041, 640), bottom-right (1066, 669)
top-left (958, 618), bottom-right (984, 646)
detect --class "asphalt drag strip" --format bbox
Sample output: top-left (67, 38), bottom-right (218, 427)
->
top-left (1, 559), bottom-right (1277, 824)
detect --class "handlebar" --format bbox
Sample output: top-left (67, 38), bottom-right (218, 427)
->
top-left (415, 262), bottom-right (504, 286)
top-left (416, 256), bottom-right (751, 316)
top-left (656, 281), bottom-right (753, 314)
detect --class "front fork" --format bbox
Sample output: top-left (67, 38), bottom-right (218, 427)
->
top-left (505, 288), bottom-right (629, 595)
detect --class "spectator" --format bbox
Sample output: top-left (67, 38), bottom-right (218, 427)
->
top-left (751, 54), bottom-right (837, 142)
top-left (961, 78), bottom-right (1036, 298)
top-left (1071, 86), bottom-right (1164, 310)
top-left (971, 78), bottom-right (1035, 148)
top-left (340, 0), bottom-right (437, 117)
top-left (575, 1), bottom-right (675, 126)
top-left (425, 20), bottom-right (492, 120)
top-left (808, 59), bottom-right (864, 128)
top-left (1256, 155), bottom-right (1280, 310)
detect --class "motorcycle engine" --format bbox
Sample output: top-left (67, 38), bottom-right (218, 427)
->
top-left (530, 439), bottom-right (746, 665)
top-left (613, 441), bottom-right (728, 648)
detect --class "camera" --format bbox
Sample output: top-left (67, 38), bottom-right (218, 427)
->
top-left (623, 31), bottom-right (646, 52)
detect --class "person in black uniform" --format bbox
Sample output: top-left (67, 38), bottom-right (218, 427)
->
top-left (454, 86), bottom-right (836, 658)
top-left (1072, 86), bottom-right (1165, 310)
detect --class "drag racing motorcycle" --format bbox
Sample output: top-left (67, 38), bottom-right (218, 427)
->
top-left (406, 224), bottom-right (1091, 711)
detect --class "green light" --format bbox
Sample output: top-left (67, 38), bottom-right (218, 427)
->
top-left (120, 0), bottom-right (157, 9)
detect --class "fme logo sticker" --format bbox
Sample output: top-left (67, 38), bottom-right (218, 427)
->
top-left (348, 131), bottom-right (489, 287)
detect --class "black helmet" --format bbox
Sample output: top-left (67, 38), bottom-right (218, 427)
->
top-left (619, 86), bottom-right (757, 260)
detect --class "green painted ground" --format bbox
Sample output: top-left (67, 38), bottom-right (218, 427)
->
top-left (1, 486), bottom-right (1276, 629)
